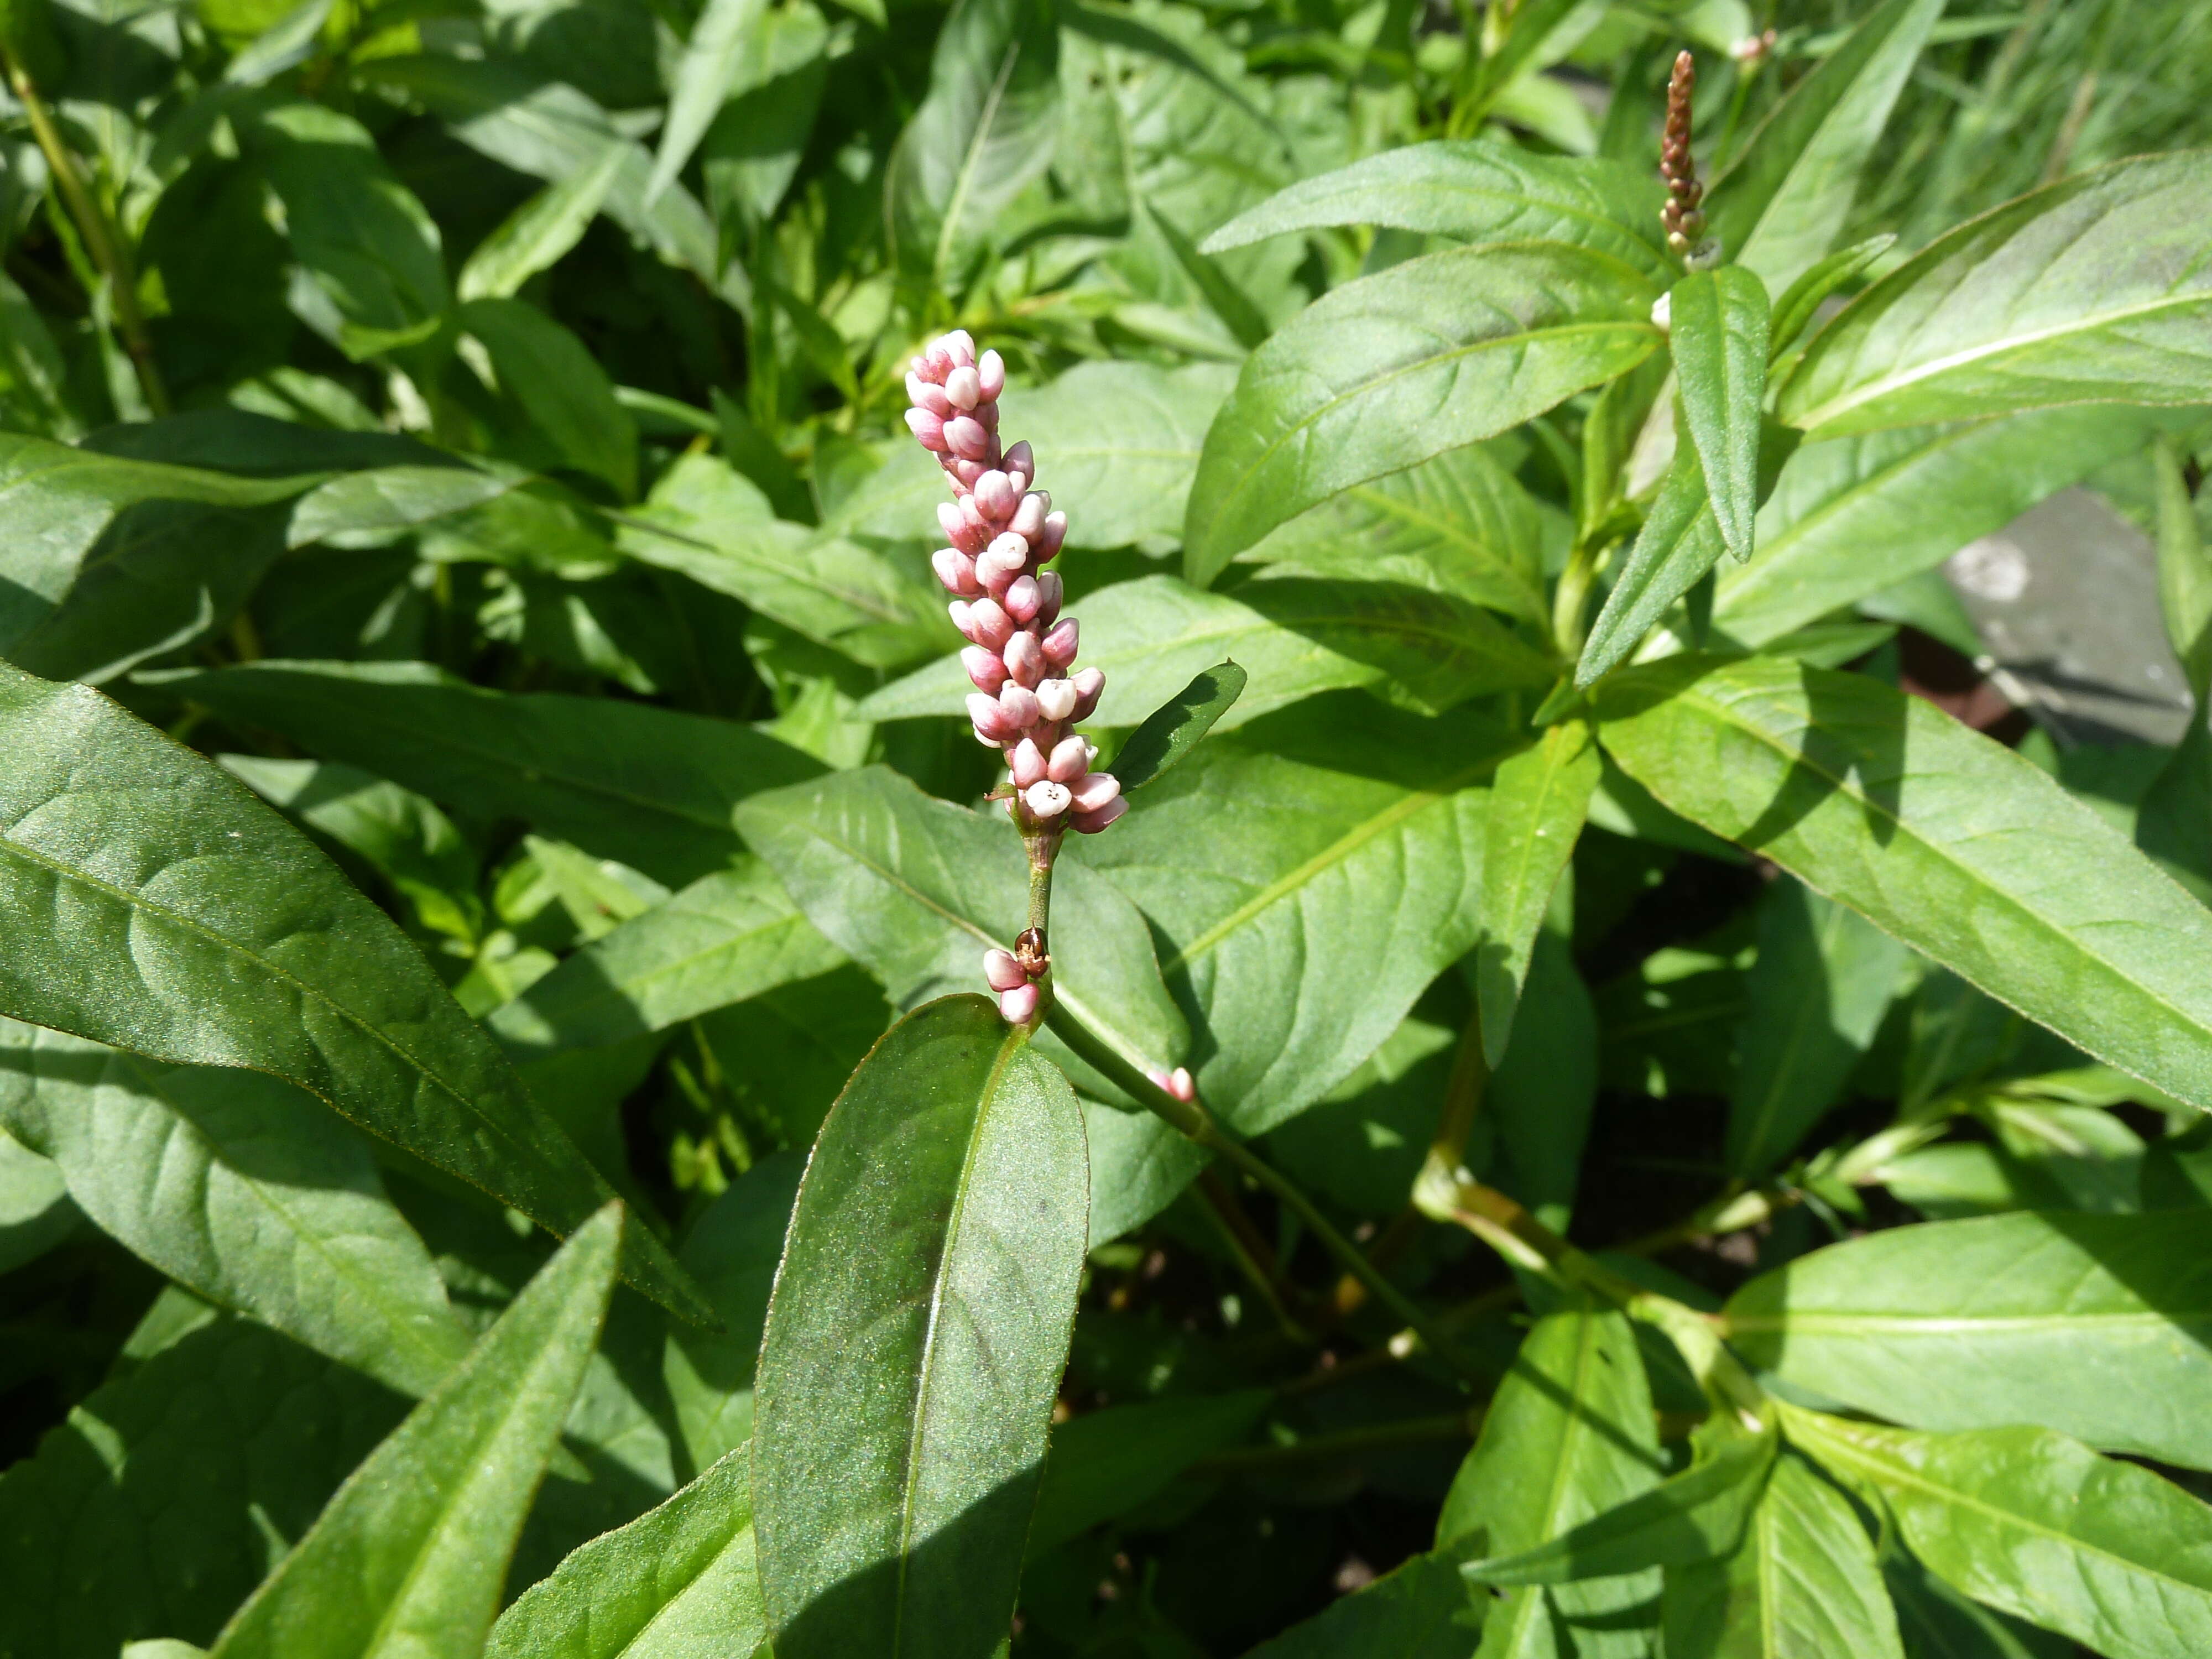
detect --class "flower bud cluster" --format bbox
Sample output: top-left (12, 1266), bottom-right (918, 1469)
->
top-left (906, 329), bottom-right (1127, 1022)
top-left (1660, 50), bottom-right (1708, 257)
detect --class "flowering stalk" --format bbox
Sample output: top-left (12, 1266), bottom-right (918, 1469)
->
top-left (904, 330), bottom-right (1127, 1026)
top-left (1660, 50), bottom-right (1720, 270)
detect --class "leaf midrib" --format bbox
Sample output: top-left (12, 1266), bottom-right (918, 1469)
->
top-left (931, 36), bottom-right (1026, 288)
top-left (1214, 174), bottom-right (1669, 273)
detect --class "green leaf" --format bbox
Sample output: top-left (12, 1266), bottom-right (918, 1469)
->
top-left (752, 997), bottom-right (1087, 1659)
top-left (2155, 434), bottom-right (2212, 699)
top-left (458, 144), bottom-right (627, 302)
top-left (1670, 266), bottom-right (1771, 562)
top-left (1438, 1297), bottom-right (1663, 1658)
top-left (1783, 1404), bottom-right (2212, 1659)
top-left (488, 859), bottom-right (846, 1055)
top-left (1112, 661), bottom-right (1246, 793)
top-left (886, 0), bottom-right (1060, 293)
top-left (1779, 152), bottom-right (2212, 436)
top-left (1202, 139), bottom-right (1671, 284)
top-left (697, 7), bottom-right (831, 224)
top-left (648, 0), bottom-right (769, 206)
top-left (210, 1204), bottom-right (623, 1659)
top-left (288, 464), bottom-right (521, 550)
top-left (1885, 1552), bottom-right (2073, 1659)
top-left (1766, 233), bottom-right (1896, 362)
top-left (0, 1020), bottom-right (471, 1398)
top-left (1070, 698), bottom-right (1515, 1133)
top-left (460, 298), bottom-right (638, 499)
top-left (0, 663), bottom-right (707, 1322)
top-left (1713, 407), bottom-right (2182, 649)
top-left (1465, 1419), bottom-right (1777, 1586)
top-left (1487, 935), bottom-right (1599, 1231)
top-left (1183, 243), bottom-right (1663, 586)
top-left (1026, 1390), bottom-right (1270, 1557)
top-left (1726, 1211), bottom-right (2212, 1471)
top-left (1475, 720), bottom-right (1599, 1068)
top-left (1244, 1548), bottom-right (1486, 1658)
top-left (696, 967), bottom-right (890, 1151)
top-left (1726, 878), bottom-right (1907, 1177)
top-left (0, 1120), bottom-right (71, 1274)
top-left (732, 766), bottom-right (1187, 1099)
top-left (1661, 1451), bottom-right (1905, 1659)
top-left (154, 659), bottom-right (823, 888)
top-left (1082, 1100), bottom-right (1209, 1244)
top-left (1147, 199), bottom-right (1271, 350)
top-left (484, 1445), bottom-right (767, 1659)
top-left (1707, 0), bottom-right (1944, 291)
top-left (1593, 656), bottom-right (2212, 1113)
top-left (1577, 433), bottom-right (1725, 687)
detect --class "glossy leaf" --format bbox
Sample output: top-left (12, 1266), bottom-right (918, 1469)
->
top-left (0, 1020), bottom-right (470, 1398)
top-left (1027, 1390), bottom-right (1270, 1557)
top-left (1202, 139), bottom-right (1671, 283)
top-left (1670, 266), bottom-right (1771, 562)
top-left (752, 997), bottom-right (1087, 1659)
top-left (484, 1446), bottom-right (766, 1659)
top-left (1475, 721), bottom-right (1598, 1068)
top-left (1661, 1451), bottom-right (1906, 1659)
top-left (1784, 1405), bottom-right (2212, 1659)
top-left (0, 663), bottom-right (707, 1320)
top-left (1577, 433), bottom-right (1724, 686)
top-left (1727, 1210), bottom-right (2212, 1470)
top-left (1780, 152), bottom-right (2212, 436)
top-left (457, 145), bottom-right (627, 302)
top-left (209, 1205), bottom-right (623, 1659)
top-left (1594, 656), bottom-right (2212, 1113)
top-left (1245, 1549), bottom-right (1485, 1658)
top-left (1183, 243), bottom-right (1663, 586)
top-left (1708, 0), bottom-right (1944, 291)
top-left (1113, 661), bottom-right (1246, 792)
top-left (156, 659), bottom-right (823, 888)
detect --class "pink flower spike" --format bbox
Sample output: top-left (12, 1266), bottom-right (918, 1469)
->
top-left (1003, 440), bottom-right (1034, 480)
top-left (984, 948), bottom-right (1027, 992)
top-left (1003, 574), bottom-right (1041, 622)
top-left (907, 375), bottom-right (953, 417)
top-left (999, 682), bottom-right (1041, 729)
top-left (905, 409), bottom-right (947, 451)
top-left (932, 548), bottom-right (979, 596)
top-left (944, 416), bottom-right (990, 461)
top-left (1025, 779), bottom-right (1072, 818)
top-left (1072, 771), bottom-right (1120, 812)
top-left (961, 645), bottom-right (1007, 693)
top-left (1035, 679), bottom-right (1077, 722)
top-left (1039, 512), bottom-right (1068, 560)
top-left (973, 470), bottom-right (1015, 519)
top-left (1003, 630), bottom-right (1045, 687)
top-left (1010, 737), bottom-right (1047, 787)
top-left (1072, 795), bottom-right (1129, 834)
top-left (967, 597), bottom-right (1014, 649)
top-left (942, 329), bottom-right (976, 367)
top-left (967, 692), bottom-right (1014, 743)
top-left (1167, 1067), bottom-right (1196, 1102)
top-left (1010, 492), bottom-right (1047, 538)
top-left (979, 534), bottom-right (1030, 589)
top-left (1035, 571), bottom-right (1063, 624)
top-left (1041, 617), bottom-right (1079, 666)
top-left (999, 982), bottom-right (1039, 1025)
top-left (944, 365), bottom-right (982, 411)
top-left (1048, 735), bottom-right (1089, 784)
top-left (978, 349), bottom-right (1006, 400)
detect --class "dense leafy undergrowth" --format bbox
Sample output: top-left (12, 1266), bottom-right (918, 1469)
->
top-left (3, 0), bottom-right (2212, 1653)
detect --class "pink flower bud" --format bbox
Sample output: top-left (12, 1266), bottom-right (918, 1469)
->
top-left (907, 375), bottom-right (954, 418)
top-left (1010, 492), bottom-right (1048, 538)
top-left (1072, 771), bottom-right (1120, 812)
top-left (967, 692), bottom-right (1014, 742)
top-left (961, 645), bottom-right (1007, 693)
top-left (999, 682), bottom-right (1040, 729)
top-left (1003, 629), bottom-right (1045, 687)
top-left (1167, 1067), bottom-right (1196, 1102)
top-left (978, 349), bottom-right (1006, 400)
top-left (1041, 617), bottom-right (1079, 666)
top-left (1048, 735), bottom-right (1089, 783)
top-left (978, 535), bottom-right (1029, 590)
top-left (999, 982), bottom-right (1039, 1024)
top-left (945, 365), bottom-right (982, 411)
top-left (984, 948), bottom-right (1027, 992)
top-left (1071, 666), bottom-right (1105, 721)
top-left (932, 548), bottom-right (979, 595)
top-left (937, 502), bottom-right (966, 541)
top-left (1003, 440), bottom-right (1033, 480)
top-left (905, 409), bottom-right (947, 451)
top-left (944, 416), bottom-right (990, 461)
top-left (977, 400), bottom-right (999, 432)
top-left (1035, 571), bottom-right (1063, 624)
top-left (1038, 512), bottom-right (1068, 560)
top-left (1003, 575), bottom-right (1041, 622)
top-left (1010, 737), bottom-right (1047, 787)
top-left (1025, 779), bottom-right (1071, 818)
top-left (973, 470), bottom-right (1016, 520)
top-left (965, 597), bottom-right (1014, 649)
top-left (1072, 795), bottom-right (1129, 834)
top-left (923, 344), bottom-right (953, 378)
top-left (951, 453), bottom-right (993, 487)
top-left (942, 329), bottom-right (975, 367)
top-left (1035, 679), bottom-right (1076, 722)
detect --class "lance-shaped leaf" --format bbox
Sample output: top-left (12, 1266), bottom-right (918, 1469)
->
top-left (1026, 1390), bottom-right (1270, 1558)
top-left (1083, 1102), bottom-right (1208, 1244)
top-left (1593, 655), bottom-right (2212, 1113)
top-left (1783, 1405), bottom-right (2212, 1659)
top-left (1201, 138), bottom-right (1672, 283)
top-left (1577, 435), bottom-right (1725, 686)
top-left (1465, 1420), bottom-right (1777, 1586)
top-left (288, 464), bottom-right (521, 549)
top-left (1670, 266), bottom-right (1771, 562)
top-left (1438, 1297), bottom-right (1664, 1659)
top-left (1727, 1211), bottom-right (2212, 1470)
top-left (1475, 720), bottom-right (1598, 1068)
top-left (1183, 242), bottom-right (1663, 586)
top-left (458, 144), bottom-right (627, 302)
top-left (1726, 878), bottom-right (1907, 1177)
top-left (460, 299), bottom-right (638, 500)
top-left (489, 859), bottom-right (846, 1055)
top-left (1707, 0), bottom-right (1944, 291)
top-left (1766, 233), bottom-right (1895, 361)
top-left (155, 659), bottom-right (822, 888)
top-left (484, 1445), bottom-right (766, 1659)
top-left (0, 664), bottom-right (707, 1321)
top-left (752, 997), bottom-right (1087, 1659)
top-left (648, 0), bottom-right (768, 205)
top-left (1112, 662), bottom-right (1246, 792)
top-left (0, 1020), bottom-right (470, 1399)
top-left (1780, 151), bottom-right (2212, 436)
top-left (1661, 1451), bottom-right (1906, 1659)
top-left (1246, 1548), bottom-right (1488, 1658)
top-left (210, 1204), bottom-right (623, 1659)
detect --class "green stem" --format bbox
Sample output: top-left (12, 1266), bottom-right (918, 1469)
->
top-left (1551, 535), bottom-right (1603, 661)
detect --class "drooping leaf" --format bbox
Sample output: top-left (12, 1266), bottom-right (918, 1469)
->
top-left (0, 1020), bottom-right (471, 1398)
top-left (209, 1204), bottom-right (623, 1659)
top-left (1783, 1404), bottom-right (2212, 1659)
top-left (1670, 265), bottom-right (1771, 562)
top-left (1779, 152), bottom-right (2212, 436)
top-left (1486, 935), bottom-right (1599, 1232)
top-left (1577, 432), bottom-right (1725, 686)
top-left (1727, 1211), bottom-right (2212, 1470)
top-left (1183, 243), bottom-right (1663, 586)
top-left (1475, 720), bottom-right (1599, 1067)
top-left (1594, 655), bottom-right (2212, 1113)
top-left (752, 997), bottom-right (1088, 1659)
top-left (484, 1445), bottom-right (766, 1659)
top-left (155, 659), bottom-right (823, 888)
top-left (1112, 661), bottom-right (1246, 792)
top-left (1245, 1548), bottom-right (1486, 1658)
top-left (1026, 1390), bottom-right (1270, 1557)
top-left (1725, 878), bottom-right (1907, 1177)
